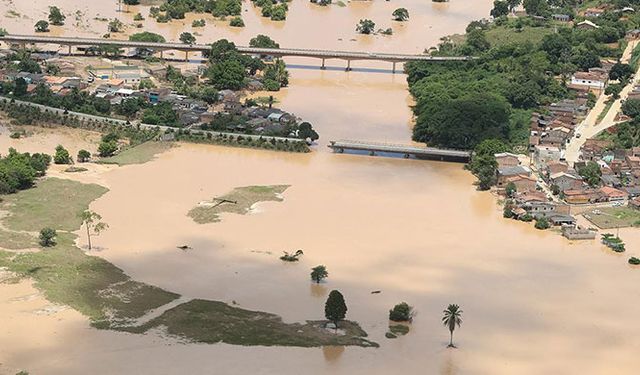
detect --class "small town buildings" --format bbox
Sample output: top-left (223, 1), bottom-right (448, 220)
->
top-left (504, 174), bottom-right (537, 192)
top-left (629, 197), bottom-right (640, 209)
top-left (562, 225), bottom-right (597, 240)
top-left (496, 166), bottom-right (531, 187)
top-left (550, 172), bottom-right (583, 192)
top-left (548, 215), bottom-right (577, 226)
top-left (545, 161), bottom-right (569, 176)
top-left (495, 152), bottom-right (520, 169)
top-left (598, 186), bottom-right (628, 201)
top-left (577, 20), bottom-right (600, 29)
top-left (570, 70), bottom-right (607, 90)
top-left (563, 189), bottom-right (595, 204)
top-left (584, 8), bottom-right (605, 18)
top-left (521, 201), bottom-right (558, 218)
top-left (551, 14), bottom-right (571, 22)
top-left (534, 145), bottom-right (562, 169)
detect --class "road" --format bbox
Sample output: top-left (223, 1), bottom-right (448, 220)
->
top-left (564, 40), bottom-right (640, 165)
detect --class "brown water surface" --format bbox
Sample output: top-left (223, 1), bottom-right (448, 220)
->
top-left (3, 2), bottom-right (640, 375)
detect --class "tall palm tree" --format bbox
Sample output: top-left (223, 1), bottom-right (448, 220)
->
top-left (442, 304), bottom-right (463, 348)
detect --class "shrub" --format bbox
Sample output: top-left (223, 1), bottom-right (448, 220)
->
top-left (389, 302), bottom-right (414, 322)
top-left (629, 257), bottom-right (640, 265)
top-left (39, 227), bottom-right (57, 247)
top-left (53, 145), bottom-right (71, 164)
top-left (535, 217), bottom-right (550, 230)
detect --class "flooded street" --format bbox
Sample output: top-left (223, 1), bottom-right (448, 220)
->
top-left (2, 1), bottom-right (640, 375)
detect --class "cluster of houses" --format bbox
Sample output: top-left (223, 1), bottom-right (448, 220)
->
top-left (529, 99), bottom-right (589, 152)
top-left (0, 51), bottom-right (304, 138)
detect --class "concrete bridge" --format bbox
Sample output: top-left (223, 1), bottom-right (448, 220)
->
top-left (328, 140), bottom-right (471, 163)
top-left (0, 34), bottom-right (474, 73)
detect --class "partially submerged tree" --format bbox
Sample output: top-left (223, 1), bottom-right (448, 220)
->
top-left (311, 265), bottom-right (328, 283)
top-left (325, 290), bottom-right (347, 328)
top-left (179, 32), bottom-right (196, 45)
top-left (80, 210), bottom-right (109, 250)
top-left (48, 6), bottom-right (66, 25)
top-left (389, 302), bottom-right (414, 322)
top-left (392, 8), bottom-right (409, 21)
top-left (356, 19), bottom-right (376, 35)
top-left (35, 20), bottom-right (50, 33)
top-left (442, 304), bottom-right (463, 348)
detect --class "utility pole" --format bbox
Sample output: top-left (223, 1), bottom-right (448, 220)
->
top-left (117, 0), bottom-right (122, 13)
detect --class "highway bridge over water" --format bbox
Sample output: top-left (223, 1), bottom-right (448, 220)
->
top-left (0, 34), bottom-right (474, 73)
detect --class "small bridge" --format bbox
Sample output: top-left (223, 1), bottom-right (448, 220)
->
top-left (0, 34), bottom-right (474, 73)
top-left (328, 140), bottom-right (471, 163)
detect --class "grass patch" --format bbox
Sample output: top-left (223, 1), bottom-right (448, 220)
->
top-left (99, 141), bottom-right (174, 166)
top-left (188, 185), bottom-right (290, 224)
top-left (0, 228), bottom-right (38, 250)
top-left (1, 178), bottom-right (109, 232)
top-left (126, 299), bottom-right (377, 347)
top-left (583, 207), bottom-right (640, 229)
top-left (64, 166), bottom-right (89, 173)
top-left (389, 324), bottom-right (410, 336)
top-left (0, 233), bottom-right (179, 327)
top-left (485, 26), bottom-right (555, 47)
top-left (596, 99), bottom-right (615, 125)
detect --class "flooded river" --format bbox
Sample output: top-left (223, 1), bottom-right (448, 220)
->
top-left (3, 1), bottom-right (640, 375)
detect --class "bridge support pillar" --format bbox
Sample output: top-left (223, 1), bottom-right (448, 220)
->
top-left (392, 62), bottom-right (396, 74)
top-left (68, 45), bottom-right (72, 56)
top-left (369, 151), bottom-right (375, 156)
top-left (159, 50), bottom-right (164, 59)
top-left (321, 58), bottom-right (326, 70)
top-left (185, 51), bottom-right (189, 62)
top-left (404, 153), bottom-right (410, 159)
top-left (345, 60), bottom-right (351, 72)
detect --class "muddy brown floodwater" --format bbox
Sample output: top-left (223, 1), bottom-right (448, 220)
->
top-left (2, 1), bottom-right (640, 375)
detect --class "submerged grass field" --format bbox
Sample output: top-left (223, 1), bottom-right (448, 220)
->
top-left (188, 185), bottom-right (290, 224)
top-left (0, 178), bottom-right (375, 347)
top-left (99, 141), bottom-right (175, 166)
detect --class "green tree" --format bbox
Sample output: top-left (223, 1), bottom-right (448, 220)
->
top-left (207, 59), bottom-right (246, 90)
top-left (13, 78), bottom-right (27, 97)
top-left (605, 83), bottom-right (623, 100)
top-left (180, 32), bottom-right (196, 45)
top-left (325, 290), bottom-right (347, 327)
top-left (129, 32), bottom-right (166, 43)
top-left (53, 145), bottom-right (71, 164)
top-left (392, 8), bottom-right (409, 21)
top-left (35, 20), bottom-right (50, 33)
top-left (229, 17), bottom-right (244, 27)
top-left (79, 210), bottom-right (108, 250)
top-left (48, 6), bottom-right (66, 25)
top-left (356, 19), bottom-right (376, 35)
top-left (311, 265), bottom-right (328, 283)
top-left (523, 0), bottom-right (550, 16)
top-left (464, 29), bottom-right (490, 53)
top-left (249, 34), bottom-right (280, 49)
top-left (535, 217), bottom-right (550, 230)
top-left (622, 99), bottom-right (640, 119)
top-left (389, 302), bottom-right (414, 322)
top-left (108, 19), bottom-right (124, 32)
top-left (505, 181), bottom-right (517, 197)
top-left (578, 161), bottom-right (601, 187)
top-left (609, 62), bottom-right (634, 82)
top-left (298, 122), bottom-right (319, 141)
top-left (442, 304), bottom-right (463, 348)
top-left (98, 141), bottom-right (118, 157)
top-left (413, 93), bottom-right (512, 149)
top-left (490, 1), bottom-right (509, 18)
top-left (507, 0), bottom-right (521, 12)
top-left (77, 149), bottom-right (91, 163)
top-left (39, 227), bottom-right (57, 247)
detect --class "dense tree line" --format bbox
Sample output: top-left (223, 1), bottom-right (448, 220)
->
top-left (0, 148), bottom-right (51, 194)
